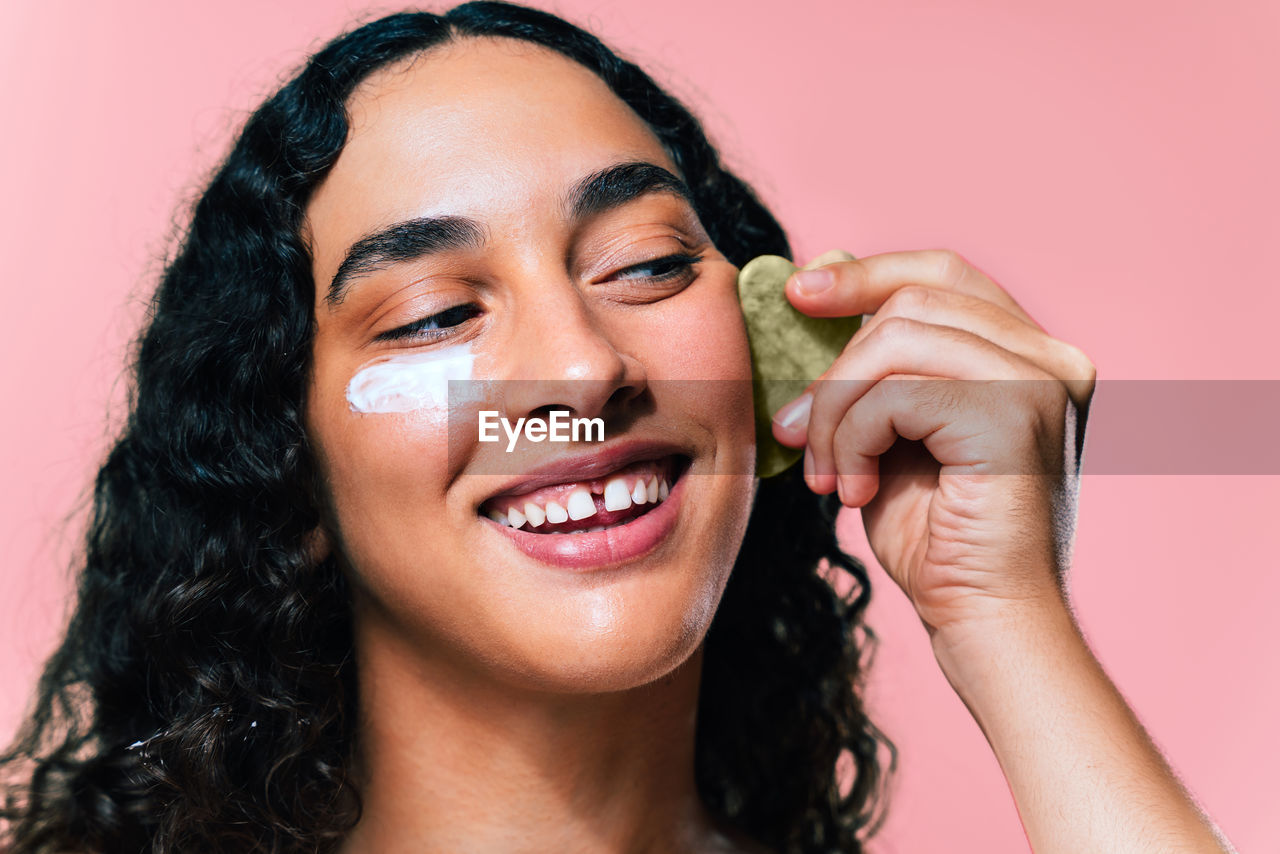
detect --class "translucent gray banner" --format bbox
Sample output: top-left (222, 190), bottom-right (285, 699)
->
top-left (438, 380), bottom-right (1280, 476)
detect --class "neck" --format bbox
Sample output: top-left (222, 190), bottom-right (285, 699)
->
top-left (338, 601), bottom-right (739, 854)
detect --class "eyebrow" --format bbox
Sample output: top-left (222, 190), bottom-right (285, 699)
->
top-left (325, 161), bottom-right (695, 306)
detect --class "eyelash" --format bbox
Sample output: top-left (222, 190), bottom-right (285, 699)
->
top-left (375, 303), bottom-right (483, 342)
top-left (376, 253), bottom-right (703, 343)
top-left (614, 252), bottom-right (703, 283)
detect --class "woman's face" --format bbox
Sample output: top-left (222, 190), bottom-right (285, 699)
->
top-left (303, 37), bottom-right (757, 692)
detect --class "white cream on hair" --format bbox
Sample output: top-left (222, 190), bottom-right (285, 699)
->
top-left (345, 343), bottom-right (476, 414)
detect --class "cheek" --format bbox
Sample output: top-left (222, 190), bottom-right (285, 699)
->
top-left (307, 349), bottom-right (459, 588)
top-left (651, 272), bottom-right (757, 468)
top-left (654, 275), bottom-right (753, 383)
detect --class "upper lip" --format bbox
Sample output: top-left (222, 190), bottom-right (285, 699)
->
top-left (474, 439), bottom-right (688, 510)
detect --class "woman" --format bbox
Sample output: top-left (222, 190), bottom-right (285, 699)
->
top-left (0, 2), bottom-right (1235, 852)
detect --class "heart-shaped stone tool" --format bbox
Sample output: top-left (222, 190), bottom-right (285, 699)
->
top-left (737, 250), bottom-right (862, 478)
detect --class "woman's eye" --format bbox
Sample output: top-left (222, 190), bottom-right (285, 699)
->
top-left (373, 255), bottom-right (700, 343)
top-left (376, 303), bottom-right (483, 342)
top-left (613, 253), bottom-right (703, 284)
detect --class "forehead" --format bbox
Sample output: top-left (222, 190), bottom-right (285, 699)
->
top-left (305, 37), bottom-right (678, 268)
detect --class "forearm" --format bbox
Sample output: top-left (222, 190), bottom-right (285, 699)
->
top-left (930, 598), bottom-right (1234, 854)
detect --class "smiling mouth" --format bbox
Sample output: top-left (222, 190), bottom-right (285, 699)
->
top-left (479, 454), bottom-right (691, 534)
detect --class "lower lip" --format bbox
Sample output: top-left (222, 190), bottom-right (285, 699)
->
top-left (481, 468), bottom-right (687, 571)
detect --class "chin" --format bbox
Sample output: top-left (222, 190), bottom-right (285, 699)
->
top-left (485, 571), bottom-right (727, 695)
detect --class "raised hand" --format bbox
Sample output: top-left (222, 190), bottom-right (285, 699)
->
top-left (770, 249), bottom-right (1095, 634)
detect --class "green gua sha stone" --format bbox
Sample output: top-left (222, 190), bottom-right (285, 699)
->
top-left (738, 251), bottom-right (863, 478)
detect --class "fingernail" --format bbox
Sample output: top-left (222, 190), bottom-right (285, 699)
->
top-left (792, 269), bottom-right (834, 295)
top-left (803, 446), bottom-right (815, 487)
top-left (773, 392), bottom-right (813, 430)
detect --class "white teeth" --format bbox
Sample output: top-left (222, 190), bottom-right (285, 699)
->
top-left (489, 465), bottom-right (679, 529)
top-left (603, 477), bottom-right (633, 512)
top-left (586, 525), bottom-right (606, 532)
top-left (545, 501), bottom-right (569, 524)
top-left (566, 488), bottom-right (597, 521)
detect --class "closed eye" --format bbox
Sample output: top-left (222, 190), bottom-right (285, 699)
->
top-left (375, 253), bottom-right (702, 342)
top-left (613, 253), bottom-right (703, 282)
top-left (375, 302), bottom-right (483, 342)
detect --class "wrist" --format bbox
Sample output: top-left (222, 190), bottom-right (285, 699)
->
top-left (925, 592), bottom-right (1233, 854)
top-left (928, 593), bottom-right (1084, 702)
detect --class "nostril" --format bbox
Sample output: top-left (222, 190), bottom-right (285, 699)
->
top-left (605, 382), bottom-right (648, 412)
top-left (528, 404), bottom-right (565, 422)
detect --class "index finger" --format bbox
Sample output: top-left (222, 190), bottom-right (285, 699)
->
top-left (785, 248), bottom-right (1043, 331)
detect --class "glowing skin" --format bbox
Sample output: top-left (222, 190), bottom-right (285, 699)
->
top-left (302, 37), bottom-right (762, 854)
top-left (345, 342), bottom-right (476, 414)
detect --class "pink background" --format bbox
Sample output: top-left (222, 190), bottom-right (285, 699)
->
top-left (2, 2), bottom-right (1276, 851)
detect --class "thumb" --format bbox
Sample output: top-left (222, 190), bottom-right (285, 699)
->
top-left (802, 248), bottom-right (857, 270)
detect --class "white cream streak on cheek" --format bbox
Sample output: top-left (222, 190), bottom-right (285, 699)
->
top-left (345, 343), bottom-right (476, 414)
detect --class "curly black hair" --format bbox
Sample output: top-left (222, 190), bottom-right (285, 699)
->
top-left (0, 3), bottom-right (895, 852)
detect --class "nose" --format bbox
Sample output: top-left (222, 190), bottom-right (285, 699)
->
top-left (499, 277), bottom-right (647, 426)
